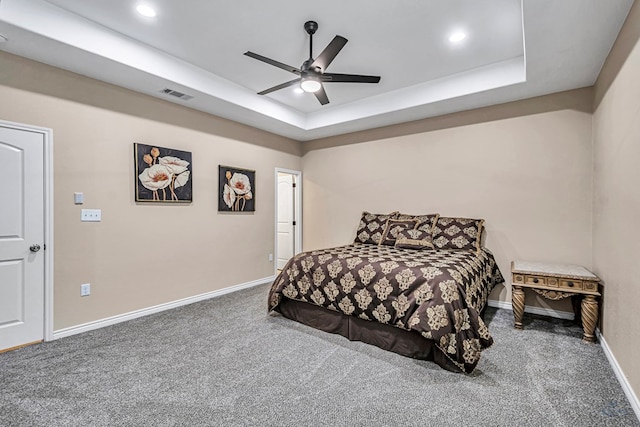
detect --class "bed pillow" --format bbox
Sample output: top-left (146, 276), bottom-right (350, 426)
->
top-left (379, 219), bottom-right (419, 245)
top-left (395, 228), bottom-right (434, 250)
top-left (432, 217), bottom-right (485, 252)
top-left (397, 213), bottom-right (439, 234)
top-left (354, 211), bottom-right (399, 245)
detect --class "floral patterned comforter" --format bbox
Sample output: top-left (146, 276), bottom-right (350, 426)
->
top-left (268, 243), bottom-right (504, 373)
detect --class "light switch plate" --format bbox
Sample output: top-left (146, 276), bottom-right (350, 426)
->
top-left (80, 283), bottom-right (91, 296)
top-left (74, 192), bottom-right (84, 204)
top-left (81, 209), bottom-right (101, 222)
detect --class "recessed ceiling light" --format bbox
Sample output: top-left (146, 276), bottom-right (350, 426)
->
top-left (136, 4), bottom-right (157, 18)
top-left (449, 32), bottom-right (466, 43)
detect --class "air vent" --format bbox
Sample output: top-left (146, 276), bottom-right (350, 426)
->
top-left (160, 88), bottom-right (194, 101)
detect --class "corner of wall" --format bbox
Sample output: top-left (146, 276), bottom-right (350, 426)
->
top-left (593, 0), bottom-right (640, 110)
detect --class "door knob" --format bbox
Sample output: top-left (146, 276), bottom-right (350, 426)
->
top-left (30, 244), bottom-right (41, 253)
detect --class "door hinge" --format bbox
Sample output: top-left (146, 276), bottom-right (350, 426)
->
top-left (292, 183), bottom-right (296, 188)
top-left (44, 244), bottom-right (46, 250)
top-left (292, 221), bottom-right (296, 226)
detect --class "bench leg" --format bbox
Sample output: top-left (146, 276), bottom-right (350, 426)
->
top-left (512, 285), bottom-right (525, 330)
top-left (581, 295), bottom-right (598, 343)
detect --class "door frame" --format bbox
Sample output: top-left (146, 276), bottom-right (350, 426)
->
top-left (1, 119), bottom-right (54, 342)
top-left (274, 168), bottom-right (302, 275)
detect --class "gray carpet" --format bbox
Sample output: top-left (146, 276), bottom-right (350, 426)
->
top-left (1, 284), bottom-right (638, 427)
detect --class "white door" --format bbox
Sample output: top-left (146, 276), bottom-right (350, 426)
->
top-left (277, 173), bottom-right (294, 270)
top-left (0, 125), bottom-right (45, 351)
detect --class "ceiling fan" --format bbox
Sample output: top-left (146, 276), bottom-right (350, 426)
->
top-left (244, 21), bottom-right (381, 105)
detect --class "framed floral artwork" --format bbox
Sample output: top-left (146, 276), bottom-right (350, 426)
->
top-left (219, 165), bottom-right (255, 212)
top-left (134, 143), bottom-right (192, 203)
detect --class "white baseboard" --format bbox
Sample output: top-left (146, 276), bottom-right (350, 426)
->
top-left (596, 329), bottom-right (640, 421)
top-left (487, 299), bottom-right (574, 320)
top-left (53, 275), bottom-right (275, 340)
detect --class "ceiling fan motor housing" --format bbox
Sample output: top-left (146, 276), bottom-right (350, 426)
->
top-left (301, 59), bottom-right (321, 73)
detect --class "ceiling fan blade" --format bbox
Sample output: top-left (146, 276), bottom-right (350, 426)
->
top-left (244, 51), bottom-right (301, 75)
top-left (257, 79), bottom-right (301, 95)
top-left (322, 73), bottom-right (381, 83)
top-left (311, 36), bottom-right (348, 71)
top-left (314, 84), bottom-right (330, 105)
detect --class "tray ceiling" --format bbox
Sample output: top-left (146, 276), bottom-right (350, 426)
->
top-left (0, 0), bottom-right (633, 140)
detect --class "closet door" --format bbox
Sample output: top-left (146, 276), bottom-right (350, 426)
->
top-left (0, 124), bottom-right (45, 351)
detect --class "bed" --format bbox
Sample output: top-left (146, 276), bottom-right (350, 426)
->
top-left (268, 212), bottom-right (504, 373)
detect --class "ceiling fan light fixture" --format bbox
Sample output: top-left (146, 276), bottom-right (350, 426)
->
top-left (300, 77), bottom-right (321, 93)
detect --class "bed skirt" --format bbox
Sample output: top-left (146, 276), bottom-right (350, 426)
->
top-left (275, 298), bottom-right (461, 372)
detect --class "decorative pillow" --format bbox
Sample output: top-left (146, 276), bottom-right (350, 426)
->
top-left (397, 213), bottom-right (439, 234)
top-left (354, 211), bottom-right (399, 245)
top-left (379, 219), bottom-right (419, 245)
top-left (395, 229), bottom-right (434, 250)
top-left (432, 217), bottom-right (485, 251)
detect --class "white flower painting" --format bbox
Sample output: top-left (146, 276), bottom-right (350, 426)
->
top-left (219, 166), bottom-right (255, 212)
top-left (134, 143), bottom-right (192, 202)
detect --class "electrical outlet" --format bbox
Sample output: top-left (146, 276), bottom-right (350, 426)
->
top-left (81, 209), bottom-right (101, 222)
top-left (80, 283), bottom-right (91, 296)
top-left (268, 253), bottom-right (273, 262)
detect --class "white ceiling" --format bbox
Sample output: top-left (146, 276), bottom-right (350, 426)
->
top-left (0, 0), bottom-right (633, 141)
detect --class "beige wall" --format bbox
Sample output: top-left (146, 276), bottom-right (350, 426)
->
top-left (302, 89), bottom-right (594, 309)
top-left (0, 52), bottom-right (301, 330)
top-left (592, 0), bottom-right (640, 402)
